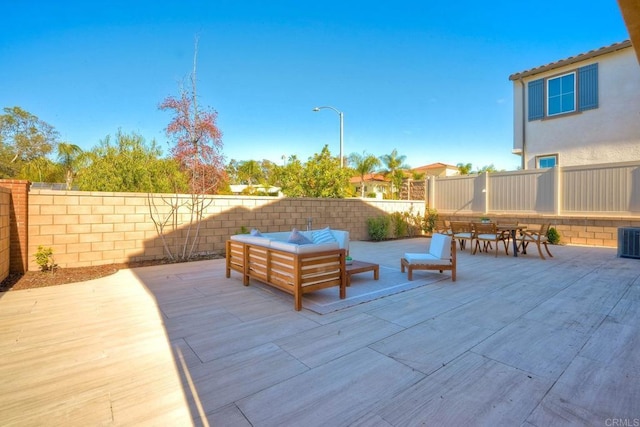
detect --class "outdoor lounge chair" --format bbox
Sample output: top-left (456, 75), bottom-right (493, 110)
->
top-left (401, 233), bottom-right (456, 281)
top-left (517, 223), bottom-right (554, 260)
top-left (472, 222), bottom-right (510, 257)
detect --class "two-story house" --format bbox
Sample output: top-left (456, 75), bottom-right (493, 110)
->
top-left (509, 40), bottom-right (640, 169)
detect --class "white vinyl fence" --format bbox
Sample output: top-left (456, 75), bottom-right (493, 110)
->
top-left (424, 160), bottom-right (640, 217)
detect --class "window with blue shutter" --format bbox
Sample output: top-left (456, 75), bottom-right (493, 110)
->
top-left (578, 63), bottom-right (598, 111)
top-left (528, 79), bottom-right (544, 121)
top-left (526, 62), bottom-right (598, 120)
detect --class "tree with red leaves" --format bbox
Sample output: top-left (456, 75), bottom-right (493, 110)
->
top-left (152, 37), bottom-right (226, 261)
top-left (159, 39), bottom-right (225, 195)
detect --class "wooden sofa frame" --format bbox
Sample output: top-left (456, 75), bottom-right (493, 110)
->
top-left (226, 240), bottom-right (346, 311)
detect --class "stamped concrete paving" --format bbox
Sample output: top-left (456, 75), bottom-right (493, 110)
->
top-left (1, 239), bottom-right (639, 426)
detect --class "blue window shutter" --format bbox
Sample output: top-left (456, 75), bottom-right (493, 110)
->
top-left (528, 78), bottom-right (544, 121)
top-left (578, 63), bottom-right (598, 111)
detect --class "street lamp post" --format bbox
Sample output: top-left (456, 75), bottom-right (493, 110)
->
top-left (312, 106), bottom-right (344, 168)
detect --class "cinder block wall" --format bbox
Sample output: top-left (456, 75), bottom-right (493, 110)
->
top-left (0, 187), bottom-right (10, 282)
top-left (28, 190), bottom-right (425, 270)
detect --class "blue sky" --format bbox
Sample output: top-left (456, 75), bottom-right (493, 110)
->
top-left (1, 1), bottom-right (630, 171)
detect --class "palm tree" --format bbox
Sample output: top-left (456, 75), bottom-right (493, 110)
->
top-left (457, 162), bottom-right (473, 175)
top-left (477, 164), bottom-right (499, 173)
top-left (379, 149), bottom-right (409, 199)
top-left (237, 160), bottom-right (264, 187)
top-left (348, 151), bottom-right (381, 197)
top-left (57, 142), bottom-right (83, 189)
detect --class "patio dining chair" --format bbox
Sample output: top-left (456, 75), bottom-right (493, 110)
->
top-left (401, 233), bottom-right (456, 281)
top-left (432, 219), bottom-right (452, 236)
top-left (472, 222), bottom-right (510, 257)
top-left (450, 221), bottom-right (474, 251)
top-left (517, 223), bottom-right (554, 260)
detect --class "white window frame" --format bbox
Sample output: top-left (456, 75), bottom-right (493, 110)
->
top-left (546, 72), bottom-right (576, 117)
top-left (536, 154), bottom-right (558, 169)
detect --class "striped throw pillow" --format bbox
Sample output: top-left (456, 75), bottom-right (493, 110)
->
top-left (312, 227), bottom-right (336, 244)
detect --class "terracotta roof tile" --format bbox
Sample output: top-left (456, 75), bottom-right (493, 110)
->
top-left (509, 40), bottom-right (632, 81)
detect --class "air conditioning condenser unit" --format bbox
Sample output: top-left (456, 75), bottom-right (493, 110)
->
top-left (618, 227), bottom-right (640, 259)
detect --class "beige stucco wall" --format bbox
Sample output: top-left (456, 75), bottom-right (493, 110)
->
top-left (513, 46), bottom-right (640, 169)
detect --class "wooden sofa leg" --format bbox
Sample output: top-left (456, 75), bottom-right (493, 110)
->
top-left (294, 289), bottom-right (302, 311)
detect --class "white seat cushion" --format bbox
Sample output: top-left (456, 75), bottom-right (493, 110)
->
top-left (270, 240), bottom-right (338, 254)
top-left (476, 233), bottom-right (499, 240)
top-left (453, 232), bottom-right (472, 239)
top-left (404, 253), bottom-right (445, 265)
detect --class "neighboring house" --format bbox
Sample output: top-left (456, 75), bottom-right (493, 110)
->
top-left (509, 40), bottom-right (640, 170)
top-left (409, 162), bottom-right (459, 177)
top-left (349, 173), bottom-right (390, 198)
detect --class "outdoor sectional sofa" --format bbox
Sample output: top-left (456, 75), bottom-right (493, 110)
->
top-left (226, 227), bottom-right (349, 310)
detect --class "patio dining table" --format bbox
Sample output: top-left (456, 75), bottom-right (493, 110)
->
top-left (497, 224), bottom-right (527, 257)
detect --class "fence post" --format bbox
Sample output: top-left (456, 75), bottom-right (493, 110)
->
top-left (427, 176), bottom-right (436, 209)
top-left (554, 166), bottom-right (561, 216)
top-left (483, 172), bottom-right (490, 215)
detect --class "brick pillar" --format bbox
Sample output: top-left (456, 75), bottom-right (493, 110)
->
top-left (0, 180), bottom-right (30, 273)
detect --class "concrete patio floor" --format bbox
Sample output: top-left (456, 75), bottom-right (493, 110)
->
top-left (1, 238), bottom-right (639, 426)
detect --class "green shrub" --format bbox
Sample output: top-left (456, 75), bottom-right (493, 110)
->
top-left (547, 227), bottom-right (560, 244)
top-left (390, 212), bottom-right (408, 238)
top-left (34, 246), bottom-right (57, 272)
top-left (366, 215), bottom-right (390, 241)
top-left (421, 208), bottom-right (438, 234)
top-left (401, 207), bottom-right (424, 237)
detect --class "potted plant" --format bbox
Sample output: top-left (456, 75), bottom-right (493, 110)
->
top-left (480, 217), bottom-right (491, 224)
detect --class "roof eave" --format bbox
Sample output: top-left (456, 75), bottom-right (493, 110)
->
top-left (508, 40), bottom-right (632, 81)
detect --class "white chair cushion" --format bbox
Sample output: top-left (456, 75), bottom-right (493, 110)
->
top-left (477, 233), bottom-right (498, 240)
top-left (453, 232), bottom-right (472, 239)
top-left (429, 233), bottom-right (451, 259)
